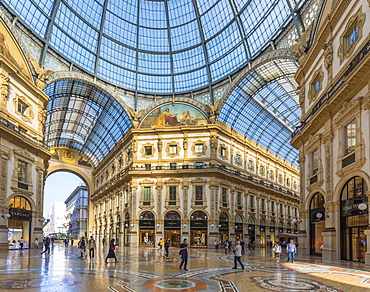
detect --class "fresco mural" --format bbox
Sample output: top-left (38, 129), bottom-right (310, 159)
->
top-left (0, 20), bottom-right (31, 78)
top-left (141, 104), bottom-right (207, 128)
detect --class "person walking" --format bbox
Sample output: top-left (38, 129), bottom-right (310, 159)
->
top-left (71, 238), bottom-right (74, 246)
top-left (18, 237), bottom-right (25, 250)
top-left (179, 239), bottom-right (188, 271)
top-left (64, 237), bottom-right (69, 247)
top-left (34, 238), bottom-right (39, 249)
top-left (232, 241), bottom-right (244, 270)
top-left (158, 238), bottom-right (164, 250)
top-left (41, 237), bottom-right (51, 256)
top-left (88, 236), bottom-right (96, 261)
top-left (164, 239), bottom-right (170, 259)
top-left (78, 237), bottom-right (86, 258)
top-left (105, 239), bottom-right (118, 263)
top-left (102, 237), bottom-right (106, 246)
top-left (286, 239), bottom-right (297, 263)
top-left (274, 242), bottom-right (282, 263)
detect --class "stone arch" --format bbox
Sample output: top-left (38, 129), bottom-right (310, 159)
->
top-left (139, 210), bottom-right (156, 219)
top-left (304, 188), bottom-right (326, 210)
top-left (164, 210), bottom-right (182, 220)
top-left (46, 164), bottom-right (93, 196)
top-left (189, 210), bottom-right (209, 219)
top-left (332, 170), bottom-right (370, 203)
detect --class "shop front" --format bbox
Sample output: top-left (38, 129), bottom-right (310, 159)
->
top-left (269, 220), bottom-right (276, 244)
top-left (164, 211), bottom-right (181, 247)
top-left (309, 192), bottom-right (325, 255)
top-left (8, 196), bottom-right (32, 249)
top-left (340, 177), bottom-right (368, 262)
top-left (139, 211), bottom-right (155, 246)
top-left (219, 212), bottom-right (229, 243)
top-left (248, 217), bottom-right (255, 244)
top-left (235, 215), bottom-right (243, 241)
top-left (190, 211), bottom-right (207, 247)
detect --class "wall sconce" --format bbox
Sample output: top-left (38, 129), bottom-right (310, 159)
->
top-left (183, 224), bottom-right (187, 227)
top-left (211, 224), bottom-right (214, 228)
top-left (235, 226), bottom-right (238, 229)
top-left (218, 225), bottom-right (221, 228)
top-left (157, 224), bottom-right (160, 227)
top-left (316, 213), bottom-right (323, 220)
top-left (359, 203), bottom-right (368, 213)
top-left (130, 223), bottom-right (134, 227)
top-left (1, 214), bottom-right (11, 219)
top-left (291, 218), bottom-right (302, 224)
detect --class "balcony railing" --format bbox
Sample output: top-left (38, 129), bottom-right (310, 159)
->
top-left (92, 164), bottom-right (300, 199)
top-left (292, 39), bottom-right (370, 138)
top-left (0, 117), bottom-right (49, 150)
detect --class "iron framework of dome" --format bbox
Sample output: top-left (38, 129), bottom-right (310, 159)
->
top-left (2, 0), bottom-right (307, 95)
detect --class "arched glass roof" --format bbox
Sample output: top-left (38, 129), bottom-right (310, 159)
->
top-left (44, 80), bottom-right (132, 166)
top-left (2, 0), bottom-right (306, 94)
top-left (219, 59), bottom-right (300, 165)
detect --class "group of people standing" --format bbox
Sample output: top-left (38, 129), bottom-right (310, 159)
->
top-left (273, 239), bottom-right (298, 263)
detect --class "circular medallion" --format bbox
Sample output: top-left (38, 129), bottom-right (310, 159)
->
top-left (154, 280), bottom-right (195, 289)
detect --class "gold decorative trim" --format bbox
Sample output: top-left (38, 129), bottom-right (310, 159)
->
top-left (13, 95), bottom-right (34, 123)
top-left (338, 8), bottom-right (366, 64)
top-left (140, 142), bottom-right (156, 159)
top-left (165, 141), bottom-right (180, 158)
top-left (191, 140), bottom-right (207, 157)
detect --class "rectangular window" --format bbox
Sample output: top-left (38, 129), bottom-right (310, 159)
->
top-left (261, 198), bottom-right (265, 211)
top-left (288, 206), bottom-right (291, 216)
top-left (169, 145), bottom-right (177, 155)
top-left (195, 186), bottom-right (203, 201)
top-left (345, 121), bottom-right (356, 154)
top-left (271, 201), bottom-right (275, 213)
top-left (250, 195), bottom-right (254, 208)
top-left (170, 163), bottom-right (177, 170)
top-left (169, 186), bottom-right (177, 201)
top-left (311, 149), bottom-right (318, 175)
top-left (248, 160), bottom-right (253, 170)
top-left (259, 165), bottom-right (265, 175)
top-left (17, 160), bottom-right (28, 183)
top-left (235, 154), bottom-right (241, 164)
top-left (144, 146), bottom-right (152, 156)
top-left (220, 147), bottom-right (226, 157)
top-left (237, 192), bottom-right (242, 206)
top-left (280, 204), bottom-right (283, 214)
top-left (294, 208), bottom-right (298, 217)
top-left (145, 164), bottom-right (151, 170)
top-left (221, 187), bottom-right (227, 203)
top-left (195, 144), bottom-right (204, 153)
top-left (312, 77), bottom-right (320, 95)
top-left (347, 25), bottom-right (359, 50)
top-left (17, 100), bottom-right (28, 116)
top-left (143, 187), bottom-right (151, 201)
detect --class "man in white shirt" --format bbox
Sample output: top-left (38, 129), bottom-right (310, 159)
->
top-left (286, 239), bottom-right (297, 263)
top-left (232, 241), bottom-right (244, 270)
top-left (19, 237), bottom-right (25, 250)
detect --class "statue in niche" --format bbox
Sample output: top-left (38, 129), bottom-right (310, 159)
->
top-left (0, 68), bottom-right (9, 104)
top-left (29, 53), bottom-right (54, 90)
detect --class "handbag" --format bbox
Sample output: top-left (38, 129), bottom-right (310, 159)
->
top-left (111, 246), bottom-right (115, 250)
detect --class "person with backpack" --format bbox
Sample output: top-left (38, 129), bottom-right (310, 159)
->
top-left (78, 237), bottom-right (86, 258)
top-left (179, 239), bottom-right (189, 271)
top-left (164, 239), bottom-right (170, 259)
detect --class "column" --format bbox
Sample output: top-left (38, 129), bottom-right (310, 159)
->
top-left (322, 201), bottom-right (340, 262)
top-left (0, 150), bottom-right (10, 250)
top-left (298, 210), bottom-right (309, 256)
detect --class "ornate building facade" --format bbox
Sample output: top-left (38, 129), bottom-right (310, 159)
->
top-left (0, 19), bottom-right (49, 249)
top-left (91, 106), bottom-right (300, 247)
top-left (291, 0), bottom-right (370, 264)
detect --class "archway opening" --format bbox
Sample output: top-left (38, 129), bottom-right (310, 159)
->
top-left (44, 171), bottom-right (86, 241)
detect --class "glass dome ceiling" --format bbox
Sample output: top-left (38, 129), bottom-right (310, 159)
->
top-left (3, 0), bottom-right (306, 94)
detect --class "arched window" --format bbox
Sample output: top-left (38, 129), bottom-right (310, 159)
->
top-left (235, 214), bottom-right (243, 223)
top-left (341, 176), bottom-right (368, 201)
top-left (140, 211), bottom-right (155, 220)
top-left (191, 211), bottom-right (207, 220)
top-left (310, 192), bottom-right (325, 209)
top-left (9, 196), bottom-right (31, 210)
top-left (219, 212), bottom-right (228, 221)
top-left (248, 217), bottom-right (255, 225)
top-left (165, 211), bottom-right (180, 220)
top-left (270, 220), bottom-right (275, 227)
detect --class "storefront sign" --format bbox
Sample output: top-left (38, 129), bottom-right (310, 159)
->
top-left (190, 220), bottom-right (207, 228)
top-left (9, 208), bottom-right (32, 221)
top-left (219, 221), bottom-right (228, 231)
top-left (164, 220), bottom-right (180, 228)
top-left (139, 219), bottom-right (155, 227)
top-left (341, 196), bottom-right (368, 217)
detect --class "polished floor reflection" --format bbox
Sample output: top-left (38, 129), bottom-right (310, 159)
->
top-left (1, 244), bottom-right (370, 291)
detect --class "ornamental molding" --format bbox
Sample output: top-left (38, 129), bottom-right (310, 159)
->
top-left (164, 177), bottom-right (180, 185)
top-left (139, 178), bottom-right (155, 185)
top-left (190, 177), bottom-right (208, 184)
top-left (164, 141), bottom-right (180, 158)
top-left (140, 142), bottom-right (156, 159)
top-left (191, 140), bottom-right (207, 157)
top-left (13, 94), bottom-right (34, 123)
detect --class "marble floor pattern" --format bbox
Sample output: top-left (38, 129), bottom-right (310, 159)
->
top-left (0, 244), bottom-right (370, 291)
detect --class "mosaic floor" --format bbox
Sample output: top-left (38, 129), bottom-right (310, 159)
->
top-left (0, 244), bottom-right (370, 291)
